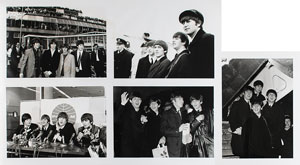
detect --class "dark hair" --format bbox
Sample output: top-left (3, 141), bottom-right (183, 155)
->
top-left (189, 94), bottom-right (203, 102)
top-left (149, 97), bottom-right (161, 105)
top-left (180, 16), bottom-right (202, 28)
top-left (93, 43), bottom-right (98, 47)
top-left (170, 92), bottom-right (183, 101)
top-left (48, 39), bottom-right (57, 49)
top-left (22, 113), bottom-right (32, 123)
top-left (252, 101), bottom-right (263, 107)
top-left (31, 38), bottom-right (41, 45)
top-left (243, 86), bottom-right (254, 93)
top-left (254, 80), bottom-right (264, 87)
top-left (81, 113), bottom-right (93, 123)
top-left (76, 40), bottom-right (84, 46)
top-left (173, 32), bottom-right (189, 48)
top-left (61, 43), bottom-right (70, 50)
top-left (266, 89), bottom-right (277, 97)
top-left (129, 91), bottom-right (142, 100)
top-left (41, 114), bottom-right (50, 123)
top-left (57, 112), bottom-right (68, 122)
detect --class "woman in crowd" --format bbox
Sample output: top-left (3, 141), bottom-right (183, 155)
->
top-left (52, 112), bottom-right (76, 144)
top-left (56, 43), bottom-right (76, 77)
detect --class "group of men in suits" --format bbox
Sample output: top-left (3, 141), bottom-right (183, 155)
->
top-left (115, 91), bottom-right (214, 157)
top-left (228, 80), bottom-right (292, 158)
top-left (114, 9), bottom-right (214, 78)
top-left (16, 38), bottom-right (106, 78)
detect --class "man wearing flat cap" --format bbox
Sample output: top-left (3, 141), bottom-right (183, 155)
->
top-left (114, 38), bottom-right (133, 78)
top-left (228, 86), bottom-right (253, 157)
top-left (136, 40), bottom-right (156, 78)
top-left (179, 9), bottom-right (214, 78)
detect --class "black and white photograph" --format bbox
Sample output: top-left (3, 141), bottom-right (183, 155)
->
top-left (6, 86), bottom-right (107, 157)
top-left (6, 6), bottom-right (107, 78)
top-left (114, 86), bottom-right (214, 157)
top-left (112, 0), bottom-right (219, 79)
top-left (222, 59), bottom-right (293, 158)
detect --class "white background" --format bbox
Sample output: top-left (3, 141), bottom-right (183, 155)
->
top-left (0, 0), bottom-right (299, 165)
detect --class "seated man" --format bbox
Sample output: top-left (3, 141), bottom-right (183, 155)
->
top-left (12, 113), bottom-right (39, 142)
top-left (77, 113), bottom-right (101, 148)
top-left (52, 112), bottom-right (76, 144)
top-left (36, 114), bottom-right (55, 143)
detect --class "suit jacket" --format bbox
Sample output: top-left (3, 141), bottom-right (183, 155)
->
top-left (147, 56), bottom-right (171, 78)
top-left (114, 49), bottom-right (132, 78)
top-left (261, 103), bottom-right (284, 149)
top-left (160, 106), bottom-right (183, 157)
top-left (228, 98), bottom-right (251, 157)
top-left (188, 29), bottom-right (214, 78)
top-left (40, 124), bottom-right (55, 141)
top-left (117, 104), bottom-right (144, 157)
top-left (15, 123), bottom-right (40, 140)
top-left (166, 50), bottom-right (191, 78)
top-left (41, 49), bottom-right (60, 77)
top-left (91, 48), bottom-right (106, 77)
top-left (135, 55), bottom-right (152, 78)
top-left (56, 53), bottom-right (76, 77)
top-left (72, 50), bottom-right (91, 77)
top-left (53, 122), bottom-right (76, 144)
top-left (19, 48), bottom-right (42, 78)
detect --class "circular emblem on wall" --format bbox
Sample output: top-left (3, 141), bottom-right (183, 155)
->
top-left (51, 103), bottom-right (76, 124)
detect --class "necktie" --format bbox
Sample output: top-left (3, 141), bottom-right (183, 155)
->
top-left (96, 51), bottom-right (99, 61)
top-left (78, 52), bottom-right (82, 70)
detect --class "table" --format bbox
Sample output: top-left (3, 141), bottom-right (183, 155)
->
top-left (7, 141), bottom-right (89, 157)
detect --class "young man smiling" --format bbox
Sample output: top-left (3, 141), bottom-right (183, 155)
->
top-left (179, 9), bottom-right (214, 78)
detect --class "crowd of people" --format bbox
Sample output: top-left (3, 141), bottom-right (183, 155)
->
top-left (115, 91), bottom-right (214, 157)
top-left (228, 80), bottom-right (293, 158)
top-left (7, 39), bottom-right (106, 78)
top-left (12, 112), bottom-right (106, 157)
top-left (114, 9), bottom-right (214, 78)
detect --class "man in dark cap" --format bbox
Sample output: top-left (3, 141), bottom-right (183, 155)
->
top-left (72, 40), bottom-right (91, 77)
top-left (228, 86), bottom-right (253, 157)
top-left (135, 40), bottom-right (156, 78)
top-left (147, 40), bottom-right (171, 78)
top-left (114, 38), bottom-right (133, 78)
top-left (250, 80), bottom-right (266, 104)
top-left (179, 9), bottom-right (214, 78)
top-left (19, 38), bottom-right (42, 78)
top-left (91, 43), bottom-right (106, 77)
top-left (261, 89), bottom-right (284, 157)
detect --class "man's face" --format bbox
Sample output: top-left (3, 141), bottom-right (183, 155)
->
top-left (16, 43), bottom-right (20, 48)
top-left (93, 46), bottom-right (98, 51)
top-left (172, 37), bottom-right (184, 50)
top-left (182, 18), bottom-right (200, 35)
top-left (116, 44), bottom-right (124, 51)
top-left (62, 47), bottom-right (68, 54)
top-left (190, 99), bottom-right (202, 110)
top-left (267, 93), bottom-right (277, 103)
top-left (172, 96), bottom-right (184, 108)
top-left (82, 119), bottom-right (92, 128)
top-left (58, 117), bottom-right (67, 126)
top-left (254, 85), bottom-right (263, 93)
top-left (130, 97), bottom-right (142, 110)
top-left (24, 119), bottom-right (31, 127)
top-left (150, 101), bottom-right (160, 112)
top-left (50, 43), bottom-right (56, 50)
top-left (77, 44), bottom-right (84, 51)
top-left (154, 45), bottom-right (165, 58)
top-left (244, 90), bottom-right (253, 101)
top-left (33, 43), bottom-right (40, 50)
top-left (147, 46), bottom-right (155, 56)
top-left (41, 118), bottom-right (49, 126)
top-left (285, 118), bottom-right (291, 128)
top-left (252, 104), bottom-right (262, 115)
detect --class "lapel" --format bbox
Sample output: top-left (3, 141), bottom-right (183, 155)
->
top-left (189, 29), bottom-right (205, 48)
